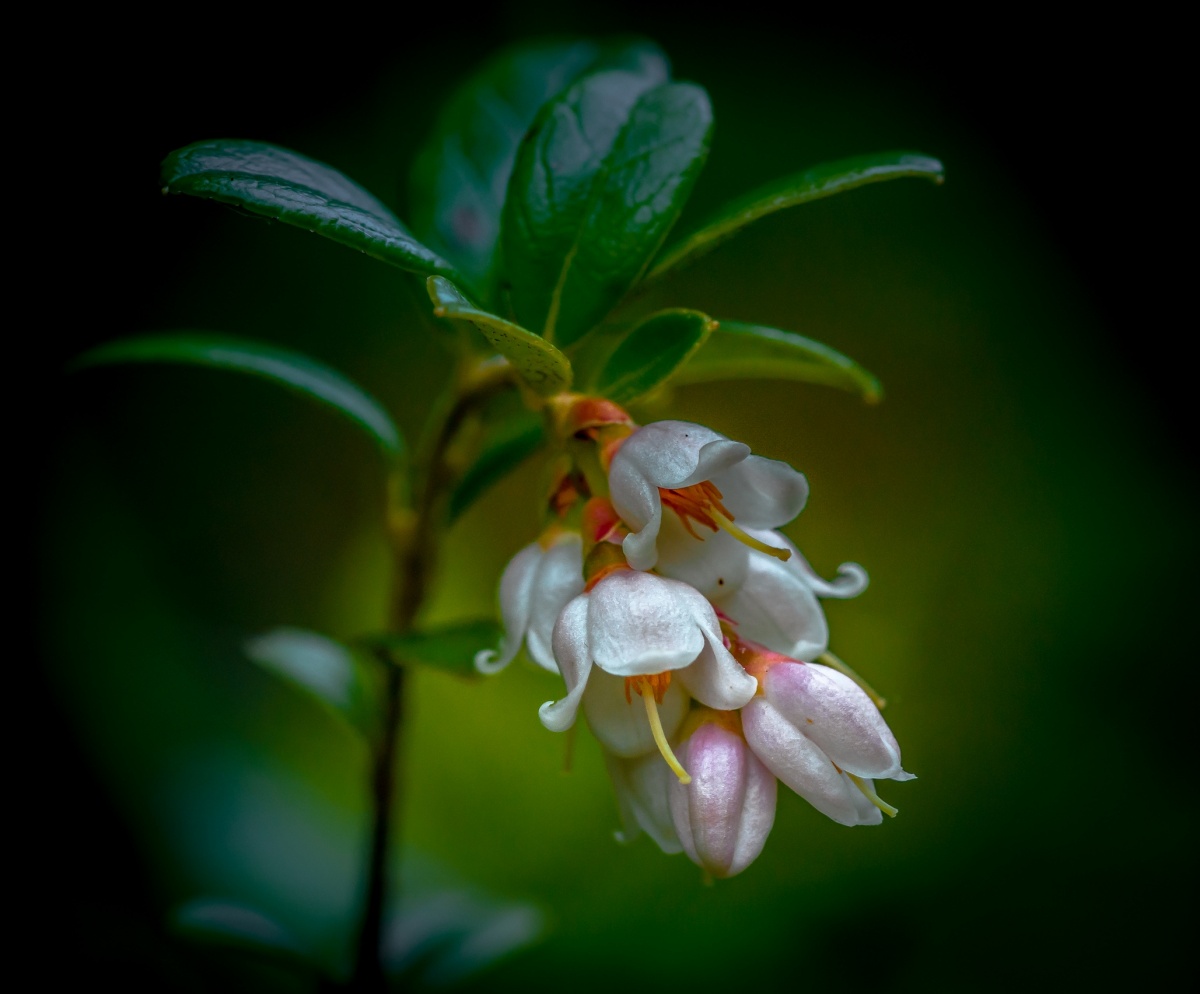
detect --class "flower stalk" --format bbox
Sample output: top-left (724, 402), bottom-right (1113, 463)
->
top-left (350, 357), bottom-right (517, 991)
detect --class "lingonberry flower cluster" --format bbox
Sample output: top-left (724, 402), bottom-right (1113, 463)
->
top-left (477, 396), bottom-right (912, 878)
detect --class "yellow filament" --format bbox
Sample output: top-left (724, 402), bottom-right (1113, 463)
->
top-left (848, 773), bottom-right (898, 818)
top-left (713, 512), bottom-right (791, 561)
top-left (819, 651), bottom-right (887, 709)
top-left (641, 691), bottom-right (691, 784)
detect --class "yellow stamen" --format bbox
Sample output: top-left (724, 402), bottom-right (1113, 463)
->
top-left (848, 773), bottom-right (898, 818)
top-left (660, 482), bottom-right (790, 560)
top-left (712, 511), bottom-right (791, 561)
top-left (819, 650), bottom-right (887, 709)
top-left (634, 681), bottom-right (691, 784)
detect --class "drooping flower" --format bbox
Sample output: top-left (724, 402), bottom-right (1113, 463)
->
top-left (654, 518), bottom-right (867, 662)
top-left (605, 750), bottom-right (682, 854)
top-left (540, 566), bottom-right (758, 777)
top-left (474, 526), bottom-right (584, 674)
top-left (667, 709), bottom-right (777, 879)
top-left (606, 420), bottom-right (810, 571)
top-left (738, 642), bottom-right (913, 826)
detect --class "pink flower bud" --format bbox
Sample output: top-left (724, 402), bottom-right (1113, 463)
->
top-left (669, 713), bottom-right (777, 878)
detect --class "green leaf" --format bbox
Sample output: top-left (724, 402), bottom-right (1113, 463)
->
top-left (409, 39), bottom-right (670, 298)
top-left (673, 320), bottom-right (883, 402)
top-left (71, 333), bottom-right (406, 464)
top-left (448, 413), bottom-right (544, 523)
top-left (388, 854), bottom-right (546, 984)
top-left (503, 73), bottom-right (713, 348)
top-left (374, 620), bottom-right (504, 677)
top-left (171, 898), bottom-right (310, 961)
top-left (426, 276), bottom-right (572, 395)
top-left (593, 309), bottom-right (716, 405)
top-left (649, 151), bottom-right (945, 280)
top-left (162, 139), bottom-right (462, 281)
top-left (244, 628), bottom-right (380, 738)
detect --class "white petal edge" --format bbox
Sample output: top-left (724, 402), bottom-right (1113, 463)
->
top-left (539, 596), bottom-right (592, 732)
top-left (742, 697), bottom-right (867, 827)
top-left (524, 533), bottom-right (584, 673)
top-left (764, 662), bottom-right (904, 780)
top-left (716, 550), bottom-right (829, 662)
top-left (709, 453), bottom-right (808, 529)
top-left (608, 751), bottom-right (682, 853)
top-left (676, 624), bottom-right (758, 711)
top-left (475, 542), bottom-right (540, 674)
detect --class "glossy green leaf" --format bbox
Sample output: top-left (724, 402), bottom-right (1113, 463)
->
top-left (649, 152), bottom-right (945, 280)
top-left (71, 334), bottom-right (406, 464)
top-left (427, 277), bottom-right (572, 395)
top-left (503, 73), bottom-right (713, 348)
top-left (374, 620), bottom-right (504, 677)
top-left (409, 38), bottom-right (669, 298)
top-left (593, 309), bottom-right (716, 405)
top-left (245, 628), bottom-right (380, 737)
top-left (448, 413), bottom-right (544, 523)
top-left (674, 320), bottom-right (883, 402)
top-left (162, 140), bottom-right (461, 280)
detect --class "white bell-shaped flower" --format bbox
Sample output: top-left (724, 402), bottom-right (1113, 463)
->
top-left (656, 519), bottom-right (866, 662)
top-left (607, 421), bottom-right (809, 571)
top-left (474, 529), bottom-right (584, 674)
top-left (741, 658), bottom-right (913, 827)
top-left (540, 568), bottom-right (758, 773)
top-left (668, 711), bottom-right (777, 878)
top-left (605, 750), bottom-right (683, 854)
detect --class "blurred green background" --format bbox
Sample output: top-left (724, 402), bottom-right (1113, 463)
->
top-left (32, 9), bottom-right (1192, 991)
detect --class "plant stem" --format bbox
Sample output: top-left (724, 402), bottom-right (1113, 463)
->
top-left (348, 357), bottom-right (516, 991)
top-left (350, 656), bottom-right (405, 991)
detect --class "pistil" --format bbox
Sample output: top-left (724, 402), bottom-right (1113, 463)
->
top-left (848, 773), bottom-right (898, 818)
top-left (625, 673), bottom-right (692, 784)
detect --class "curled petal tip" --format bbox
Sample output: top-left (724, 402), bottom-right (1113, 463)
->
top-left (894, 770), bottom-right (917, 781)
top-left (538, 698), bottom-right (578, 733)
top-left (474, 648), bottom-right (506, 674)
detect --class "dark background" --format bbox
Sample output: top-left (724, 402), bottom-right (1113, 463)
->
top-left (29, 8), bottom-right (1191, 992)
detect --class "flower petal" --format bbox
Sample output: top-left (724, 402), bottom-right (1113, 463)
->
top-left (539, 596), bottom-right (593, 733)
top-left (676, 624), bottom-right (758, 711)
top-left (715, 548), bottom-right (829, 661)
top-left (710, 454), bottom-right (808, 528)
top-left (670, 722), bottom-right (776, 878)
top-left (606, 751), bottom-right (683, 853)
top-left (587, 571), bottom-right (705, 676)
top-left (475, 542), bottom-right (540, 674)
top-left (741, 697), bottom-right (869, 827)
top-left (525, 532), bottom-right (584, 672)
top-left (754, 527), bottom-right (869, 599)
top-left (615, 421), bottom-right (743, 490)
top-left (655, 518), bottom-right (752, 599)
top-left (609, 421), bottom-right (748, 570)
top-left (582, 668), bottom-right (688, 757)
top-left (677, 437), bottom-right (752, 488)
top-left (764, 662), bottom-right (904, 779)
